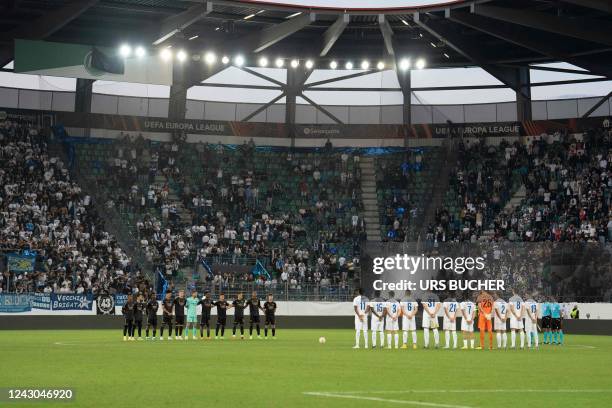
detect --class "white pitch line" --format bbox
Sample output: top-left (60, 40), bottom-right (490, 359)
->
top-left (306, 389), bottom-right (612, 395)
top-left (303, 392), bottom-right (474, 408)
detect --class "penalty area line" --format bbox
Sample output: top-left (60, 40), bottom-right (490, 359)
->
top-left (303, 392), bottom-right (474, 408)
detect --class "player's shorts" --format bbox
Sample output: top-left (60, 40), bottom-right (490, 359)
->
top-left (551, 318), bottom-right (561, 330)
top-left (443, 317), bottom-right (457, 331)
top-left (250, 314), bottom-right (260, 324)
top-left (216, 316), bottom-right (227, 325)
top-left (187, 315), bottom-right (198, 323)
top-left (354, 315), bottom-right (367, 331)
top-left (478, 315), bottom-right (492, 331)
top-left (422, 313), bottom-right (439, 329)
top-left (265, 315), bottom-right (276, 325)
top-left (147, 316), bottom-right (157, 326)
top-left (385, 317), bottom-right (399, 331)
top-left (162, 315), bottom-right (172, 326)
top-left (494, 317), bottom-right (507, 331)
top-left (524, 317), bottom-right (538, 332)
top-left (371, 317), bottom-right (384, 332)
top-left (175, 315), bottom-right (185, 325)
top-left (541, 316), bottom-right (552, 329)
top-left (402, 317), bottom-right (416, 331)
top-left (200, 314), bottom-right (211, 326)
top-left (461, 318), bottom-right (474, 332)
top-left (510, 317), bottom-right (524, 330)
top-left (234, 316), bottom-right (244, 325)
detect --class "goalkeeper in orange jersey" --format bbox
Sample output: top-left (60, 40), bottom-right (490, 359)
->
top-left (476, 291), bottom-right (494, 350)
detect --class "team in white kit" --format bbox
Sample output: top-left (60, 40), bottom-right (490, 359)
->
top-left (352, 288), bottom-right (542, 350)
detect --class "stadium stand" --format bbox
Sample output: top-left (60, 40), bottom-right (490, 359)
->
top-left (0, 121), bottom-right (151, 295)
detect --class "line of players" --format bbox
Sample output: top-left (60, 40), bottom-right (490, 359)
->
top-left (353, 289), bottom-right (565, 350)
top-left (121, 290), bottom-right (278, 341)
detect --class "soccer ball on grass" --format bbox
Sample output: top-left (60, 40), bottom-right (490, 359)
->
top-left (319, 336), bottom-right (326, 344)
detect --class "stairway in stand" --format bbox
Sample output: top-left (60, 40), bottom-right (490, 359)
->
top-left (360, 157), bottom-right (381, 242)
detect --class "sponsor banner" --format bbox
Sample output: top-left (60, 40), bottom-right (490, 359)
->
top-left (51, 294), bottom-right (93, 311)
top-left (6, 253), bottom-right (36, 274)
top-left (96, 294), bottom-right (116, 315)
top-left (31, 293), bottom-right (52, 310)
top-left (0, 294), bottom-right (32, 313)
top-left (1, 107), bottom-right (609, 140)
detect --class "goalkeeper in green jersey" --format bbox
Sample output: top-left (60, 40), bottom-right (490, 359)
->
top-left (185, 291), bottom-right (199, 340)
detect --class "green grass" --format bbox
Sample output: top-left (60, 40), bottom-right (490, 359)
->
top-left (1, 330), bottom-right (611, 407)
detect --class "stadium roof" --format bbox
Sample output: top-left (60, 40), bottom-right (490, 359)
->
top-left (1, 0), bottom-right (612, 82)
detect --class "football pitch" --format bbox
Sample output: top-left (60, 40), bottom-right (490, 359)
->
top-left (1, 330), bottom-right (611, 408)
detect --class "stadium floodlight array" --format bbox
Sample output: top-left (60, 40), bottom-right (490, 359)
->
top-left (118, 44), bottom-right (427, 71)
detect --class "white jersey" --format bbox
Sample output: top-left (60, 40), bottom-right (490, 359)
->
top-left (422, 300), bottom-right (440, 329)
top-left (370, 298), bottom-right (386, 331)
top-left (443, 301), bottom-right (459, 331)
top-left (460, 301), bottom-right (476, 332)
top-left (401, 300), bottom-right (418, 331)
top-left (352, 295), bottom-right (369, 330)
top-left (385, 299), bottom-right (401, 330)
top-left (509, 298), bottom-right (524, 329)
top-left (524, 301), bottom-right (538, 332)
top-left (494, 300), bottom-right (508, 331)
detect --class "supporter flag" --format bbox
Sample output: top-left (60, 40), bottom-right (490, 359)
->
top-left (252, 260), bottom-right (271, 280)
top-left (7, 253), bottom-right (36, 274)
top-left (201, 260), bottom-right (214, 279)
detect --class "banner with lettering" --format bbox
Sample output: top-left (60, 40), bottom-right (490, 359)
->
top-left (50, 294), bottom-right (93, 311)
top-left (0, 294), bottom-right (32, 313)
top-left (31, 293), bottom-right (52, 310)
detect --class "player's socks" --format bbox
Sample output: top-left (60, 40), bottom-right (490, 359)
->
top-left (470, 339), bottom-right (475, 348)
top-left (402, 331), bottom-right (408, 346)
top-left (423, 329), bottom-right (430, 348)
top-left (511, 331), bottom-right (516, 348)
top-left (432, 329), bottom-right (439, 347)
top-left (488, 331), bottom-right (493, 349)
top-left (272, 328), bottom-right (275, 337)
top-left (387, 334), bottom-right (391, 348)
top-left (200, 327), bottom-right (204, 338)
top-left (503, 332), bottom-right (508, 348)
top-left (371, 331), bottom-right (377, 347)
top-left (264, 328), bottom-right (268, 337)
top-left (394, 333), bottom-right (399, 348)
top-left (479, 331), bottom-right (485, 348)
top-left (463, 339), bottom-right (468, 348)
top-left (520, 331), bottom-right (525, 348)
top-left (559, 330), bottom-right (564, 345)
top-left (363, 330), bottom-right (368, 348)
top-left (192, 328), bottom-right (197, 338)
top-left (452, 331), bottom-right (457, 348)
top-left (445, 331), bottom-right (450, 348)
top-left (411, 331), bottom-right (417, 346)
top-left (496, 333), bottom-right (501, 348)
top-left (355, 331), bottom-right (360, 347)
top-left (379, 332), bottom-right (384, 348)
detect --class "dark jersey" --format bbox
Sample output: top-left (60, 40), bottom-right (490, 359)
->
top-left (246, 298), bottom-right (261, 316)
top-left (214, 300), bottom-right (229, 318)
top-left (174, 297), bottom-right (186, 317)
top-left (146, 299), bottom-right (159, 317)
top-left (122, 301), bottom-right (135, 320)
top-left (233, 298), bottom-right (246, 318)
top-left (263, 301), bottom-right (277, 316)
top-left (134, 301), bottom-right (146, 321)
top-left (198, 297), bottom-right (214, 317)
top-left (162, 298), bottom-right (174, 316)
